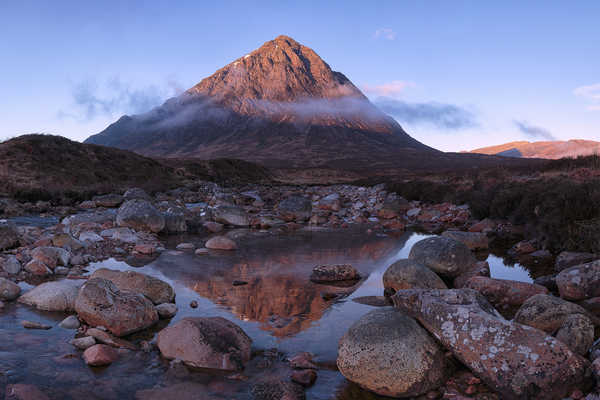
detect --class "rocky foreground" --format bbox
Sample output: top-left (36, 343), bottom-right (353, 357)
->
top-left (2, 182), bottom-right (600, 399)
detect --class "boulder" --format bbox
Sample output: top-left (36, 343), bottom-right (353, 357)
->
top-left (212, 205), bottom-right (249, 227)
top-left (123, 187), bottom-right (151, 201)
top-left (441, 230), bottom-right (489, 250)
top-left (93, 194), bottom-right (124, 208)
top-left (205, 236), bottom-right (237, 250)
top-left (31, 246), bottom-right (70, 270)
top-left (71, 336), bottom-right (96, 350)
top-left (555, 314), bottom-right (595, 356)
top-left (78, 231), bottom-right (104, 243)
top-left (337, 308), bottom-right (450, 398)
top-left (0, 220), bottom-right (19, 250)
top-left (310, 264), bottom-right (360, 282)
top-left (0, 278), bottom-right (20, 301)
top-left (157, 317), bottom-right (252, 371)
top-left (392, 289), bottom-right (592, 400)
top-left (1, 255), bottom-right (21, 274)
top-left (469, 218), bottom-right (496, 233)
top-left (83, 344), bottom-right (118, 366)
top-left (555, 252), bottom-right (597, 273)
top-left (382, 259), bottom-right (447, 296)
top-left (453, 261), bottom-right (491, 288)
top-left (319, 193), bottom-right (342, 212)
top-left (277, 196), bottom-right (312, 222)
top-left (156, 303), bottom-right (177, 319)
top-left (24, 260), bottom-right (51, 276)
top-left (163, 207), bottom-right (188, 233)
top-left (464, 276), bottom-right (548, 313)
top-left (90, 268), bottom-right (175, 305)
top-left (408, 236), bottom-right (476, 278)
top-left (75, 278), bottom-right (158, 336)
top-left (203, 221), bottom-right (223, 233)
top-left (18, 280), bottom-right (82, 311)
top-left (59, 315), bottom-right (80, 329)
top-left (116, 199), bottom-right (165, 233)
top-left (378, 196), bottom-right (409, 219)
top-left (556, 260), bottom-right (600, 301)
top-left (514, 294), bottom-right (595, 334)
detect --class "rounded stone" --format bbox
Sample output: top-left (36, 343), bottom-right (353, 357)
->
top-left (409, 236), bottom-right (476, 278)
top-left (382, 259), bottom-right (447, 296)
top-left (337, 307), bottom-right (449, 398)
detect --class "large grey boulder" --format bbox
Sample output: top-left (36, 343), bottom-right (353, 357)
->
top-left (90, 268), bottom-right (175, 305)
top-left (441, 230), bottom-right (489, 250)
top-left (75, 278), bottom-right (158, 336)
top-left (116, 199), bottom-right (165, 233)
top-left (555, 314), bottom-right (595, 356)
top-left (157, 317), bottom-right (252, 371)
top-left (337, 307), bottom-right (450, 398)
top-left (393, 289), bottom-right (592, 400)
top-left (556, 260), bottom-right (600, 301)
top-left (18, 280), bottom-right (82, 311)
top-left (382, 259), bottom-right (447, 296)
top-left (277, 196), bottom-right (312, 222)
top-left (408, 236), bottom-right (476, 278)
top-left (0, 278), bottom-right (20, 301)
top-left (212, 205), bottom-right (249, 227)
top-left (0, 220), bottom-right (19, 250)
top-left (513, 294), bottom-right (595, 334)
top-left (163, 207), bottom-right (188, 233)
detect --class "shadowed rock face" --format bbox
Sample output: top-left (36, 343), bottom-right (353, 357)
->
top-left (392, 289), bottom-right (593, 400)
top-left (85, 35), bottom-right (436, 169)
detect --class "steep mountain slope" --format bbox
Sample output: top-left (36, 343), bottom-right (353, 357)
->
top-left (85, 35), bottom-right (436, 169)
top-left (470, 140), bottom-right (600, 159)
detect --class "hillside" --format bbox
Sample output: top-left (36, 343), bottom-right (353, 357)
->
top-left (470, 139), bottom-right (600, 159)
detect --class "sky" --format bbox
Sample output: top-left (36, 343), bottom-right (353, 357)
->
top-left (1, 1), bottom-right (599, 152)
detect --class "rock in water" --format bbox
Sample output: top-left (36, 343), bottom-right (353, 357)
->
top-left (310, 264), bottom-right (360, 282)
top-left (382, 259), bottom-right (447, 296)
top-left (116, 199), bottom-right (165, 233)
top-left (441, 230), bottom-right (489, 250)
top-left (337, 307), bottom-right (450, 397)
top-left (212, 205), bottom-right (249, 227)
top-left (0, 278), bottom-right (21, 301)
top-left (278, 196), bottom-right (312, 222)
top-left (83, 344), bottom-right (118, 366)
top-left (90, 268), bottom-right (175, 305)
top-left (555, 251), bottom-right (596, 273)
top-left (157, 317), bottom-right (252, 371)
top-left (75, 278), bottom-right (158, 337)
top-left (556, 260), bottom-right (600, 300)
top-left (18, 280), bottom-right (82, 312)
top-left (392, 289), bottom-right (592, 399)
top-left (205, 236), bottom-right (237, 250)
top-left (408, 236), bottom-right (475, 278)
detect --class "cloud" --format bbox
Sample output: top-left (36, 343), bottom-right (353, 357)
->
top-left (374, 28), bottom-right (397, 40)
top-left (574, 83), bottom-right (600, 111)
top-left (60, 77), bottom-right (182, 121)
top-left (513, 120), bottom-right (556, 140)
top-left (361, 81), bottom-right (414, 97)
top-left (373, 97), bottom-right (478, 130)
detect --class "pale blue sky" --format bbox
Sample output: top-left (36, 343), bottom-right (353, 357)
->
top-left (1, 1), bottom-right (599, 151)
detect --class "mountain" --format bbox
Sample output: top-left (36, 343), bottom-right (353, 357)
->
top-left (470, 140), bottom-right (600, 159)
top-left (85, 35), bottom-right (436, 169)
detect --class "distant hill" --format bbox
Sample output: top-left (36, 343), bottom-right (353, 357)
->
top-left (0, 134), bottom-right (272, 200)
top-left (470, 140), bottom-right (600, 159)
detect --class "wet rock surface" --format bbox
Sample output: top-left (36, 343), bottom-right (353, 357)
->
top-left (90, 268), bottom-right (175, 305)
top-left (18, 280), bottom-right (82, 311)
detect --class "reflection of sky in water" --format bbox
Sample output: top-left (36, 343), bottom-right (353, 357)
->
top-left (487, 254), bottom-right (533, 282)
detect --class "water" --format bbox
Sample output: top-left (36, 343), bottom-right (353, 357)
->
top-left (7, 215), bottom-right (60, 228)
top-left (0, 229), bottom-right (537, 399)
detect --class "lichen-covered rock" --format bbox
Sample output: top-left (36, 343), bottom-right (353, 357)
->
top-left (556, 260), bottom-right (600, 301)
top-left (392, 289), bottom-right (593, 400)
top-left (408, 236), bottom-right (476, 278)
top-left (453, 261), bottom-right (490, 288)
top-left (442, 230), bottom-right (489, 250)
top-left (31, 246), bottom-right (70, 270)
top-left (75, 278), bottom-right (158, 336)
top-left (382, 259), bottom-right (446, 296)
top-left (157, 317), bottom-right (252, 371)
top-left (212, 205), bottom-right (249, 227)
top-left (555, 314), bottom-right (595, 356)
top-left (18, 280), bottom-right (82, 311)
top-left (277, 196), bottom-right (312, 222)
top-left (90, 268), bottom-right (175, 305)
top-left (555, 252), bottom-right (596, 273)
top-left (337, 307), bottom-right (450, 398)
top-left (513, 294), bottom-right (594, 334)
top-left (116, 199), bottom-right (165, 233)
top-left (310, 264), bottom-right (360, 282)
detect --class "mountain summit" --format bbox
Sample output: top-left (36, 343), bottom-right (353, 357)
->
top-left (85, 35), bottom-right (434, 168)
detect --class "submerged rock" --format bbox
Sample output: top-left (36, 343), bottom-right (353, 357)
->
top-left (75, 278), bottom-right (158, 337)
top-left (337, 307), bottom-right (450, 398)
top-left (90, 268), bottom-right (175, 305)
top-left (116, 199), bottom-right (165, 233)
top-left (18, 280), bottom-right (82, 312)
top-left (310, 264), bottom-right (360, 283)
top-left (392, 289), bottom-right (592, 400)
top-left (409, 236), bottom-right (475, 278)
top-left (382, 259), bottom-right (447, 296)
top-left (157, 317), bottom-right (252, 371)
top-left (205, 236), bottom-right (237, 250)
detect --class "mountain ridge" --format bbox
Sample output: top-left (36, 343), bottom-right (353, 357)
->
top-left (470, 139), bottom-right (600, 159)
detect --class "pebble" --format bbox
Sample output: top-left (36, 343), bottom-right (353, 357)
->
top-left (21, 320), bottom-right (51, 330)
top-left (190, 300), bottom-right (198, 308)
top-left (70, 336), bottom-right (96, 350)
top-left (59, 315), bottom-right (80, 329)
